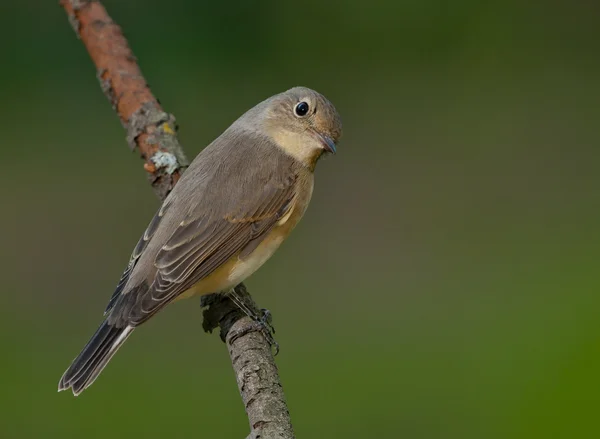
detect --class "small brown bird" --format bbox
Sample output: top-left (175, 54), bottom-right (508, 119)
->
top-left (58, 87), bottom-right (342, 395)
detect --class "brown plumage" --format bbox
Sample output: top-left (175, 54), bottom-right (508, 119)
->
top-left (58, 87), bottom-right (342, 395)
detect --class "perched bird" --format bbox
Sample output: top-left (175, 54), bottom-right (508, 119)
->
top-left (58, 86), bottom-right (342, 396)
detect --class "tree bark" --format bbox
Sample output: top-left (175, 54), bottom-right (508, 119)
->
top-left (60, 2), bottom-right (295, 438)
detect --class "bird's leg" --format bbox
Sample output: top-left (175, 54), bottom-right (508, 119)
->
top-left (227, 288), bottom-right (259, 319)
top-left (228, 288), bottom-right (279, 355)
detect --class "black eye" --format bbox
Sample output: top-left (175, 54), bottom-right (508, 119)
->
top-left (295, 101), bottom-right (309, 117)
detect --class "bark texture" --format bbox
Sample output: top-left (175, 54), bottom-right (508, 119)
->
top-left (60, 2), bottom-right (295, 437)
top-left (202, 286), bottom-right (295, 439)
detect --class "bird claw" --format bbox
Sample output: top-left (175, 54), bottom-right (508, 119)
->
top-left (259, 308), bottom-right (275, 334)
top-left (257, 308), bottom-right (279, 355)
top-left (225, 290), bottom-right (280, 355)
top-left (228, 310), bottom-right (280, 356)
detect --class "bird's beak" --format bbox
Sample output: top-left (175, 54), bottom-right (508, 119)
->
top-left (317, 133), bottom-right (337, 154)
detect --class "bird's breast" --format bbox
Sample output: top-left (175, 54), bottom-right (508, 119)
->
top-left (226, 232), bottom-right (286, 288)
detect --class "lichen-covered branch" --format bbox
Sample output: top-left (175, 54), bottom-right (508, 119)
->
top-left (61, 0), bottom-right (188, 199)
top-left (60, 1), bottom-right (295, 437)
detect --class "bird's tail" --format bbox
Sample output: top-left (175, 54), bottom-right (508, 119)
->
top-left (58, 320), bottom-right (134, 396)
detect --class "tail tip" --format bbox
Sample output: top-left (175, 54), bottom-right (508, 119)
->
top-left (57, 374), bottom-right (87, 396)
top-left (57, 324), bottom-right (134, 397)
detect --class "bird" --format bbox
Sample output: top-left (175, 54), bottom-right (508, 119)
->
top-left (58, 86), bottom-right (342, 396)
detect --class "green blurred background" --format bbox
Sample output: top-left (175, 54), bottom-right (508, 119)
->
top-left (1, 0), bottom-right (599, 437)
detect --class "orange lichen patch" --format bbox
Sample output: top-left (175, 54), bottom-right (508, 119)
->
top-left (137, 132), bottom-right (160, 161)
top-left (143, 162), bottom-right (157, 173)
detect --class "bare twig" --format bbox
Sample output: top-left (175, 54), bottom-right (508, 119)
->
top-left (60, 1), bottom-right (295, 437)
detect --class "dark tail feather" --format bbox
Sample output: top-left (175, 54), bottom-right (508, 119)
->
top-left (58, 320), bottom-right (134, 396)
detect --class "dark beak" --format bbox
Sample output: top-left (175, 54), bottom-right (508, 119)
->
top-left (317, 134), bottom-right (337, 154)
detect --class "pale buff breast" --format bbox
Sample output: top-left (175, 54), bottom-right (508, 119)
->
top-left (176, 173), bottom-right (314, 300)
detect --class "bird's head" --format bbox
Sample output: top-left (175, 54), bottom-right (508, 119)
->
top-left (259, 86), bottom-right (343, 168)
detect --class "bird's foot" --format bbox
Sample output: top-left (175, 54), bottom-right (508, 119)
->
top-left (256, 308), bottom-right (279, 355)
top-left (227, 289), bottom-right (279, 355)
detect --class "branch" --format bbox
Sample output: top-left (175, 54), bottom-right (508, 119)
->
top-left (202, 286), bottom-right (294, 439)
top-left (60, 2), bottom-right (295, 438)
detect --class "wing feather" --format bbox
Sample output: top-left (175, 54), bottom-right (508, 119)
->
top-left (104, 201), bottom-right (170, 314)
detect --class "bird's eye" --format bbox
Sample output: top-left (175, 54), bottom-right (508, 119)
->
top-left (294, 101), bottom-right (310, 117)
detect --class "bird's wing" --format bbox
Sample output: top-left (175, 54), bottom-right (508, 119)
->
top-left (107, 137), bottom-right (299, 327)
top-left (104, 204), bottom-right (167, 315)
